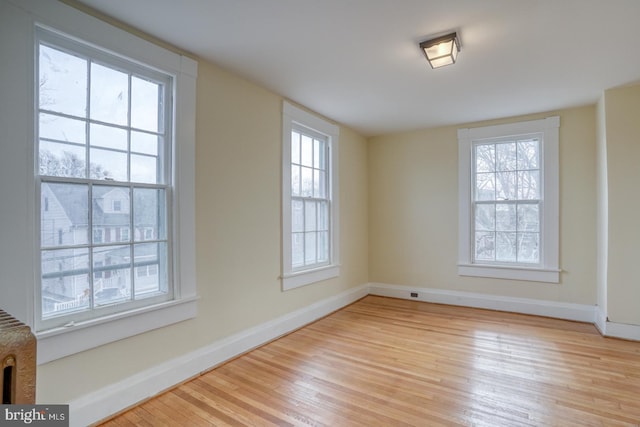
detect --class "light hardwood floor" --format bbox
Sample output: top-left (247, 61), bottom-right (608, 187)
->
top-left (99, 296), bottom-right (640, 426)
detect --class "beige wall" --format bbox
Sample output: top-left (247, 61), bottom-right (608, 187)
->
top-left (36, 59), bottom-right (369, 403)
top-left (596, 96), bottom-right (608, 319)
top-left (368, 106), bottom-right (597, 305)
top-left (600, 84), bottom-right (640, 325)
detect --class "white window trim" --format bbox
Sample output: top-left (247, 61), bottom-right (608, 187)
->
top-left (457, 116), bottom-right (560, 283)
top-left (282, 101), bottom-right (340, 290)
top-left (0, 0), bottom-right (198, 364)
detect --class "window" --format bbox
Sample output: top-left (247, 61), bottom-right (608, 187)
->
top-left (282, 101), bottom-right (340, 290)
top-left (0, 0), bottom-right (196, 363)
top-left (458, 117), bottom-right (560, 283)
top-left (36, 27), bottom-right (173, 330)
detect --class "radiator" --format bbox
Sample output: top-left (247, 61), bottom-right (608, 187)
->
top-left (0, 309), bottom-right (36, 404)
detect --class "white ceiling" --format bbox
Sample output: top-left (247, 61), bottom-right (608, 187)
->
top-left (75, 0), bottom-right (640, 137)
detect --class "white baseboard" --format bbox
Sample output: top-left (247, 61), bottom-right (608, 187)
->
top-left (369, 282), bottom-right (597, 323)
top-left (595, 314), bottom-right (640, 341)
top-left (70, 283), bottom-right (369, 427)
top-left (594, 306), bottom-right (608, 335)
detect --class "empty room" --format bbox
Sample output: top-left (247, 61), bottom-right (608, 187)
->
top-left (1, 0), bottom-right (639, 425)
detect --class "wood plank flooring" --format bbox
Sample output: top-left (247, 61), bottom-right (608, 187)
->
top-left (99, 296), bottom-right (640, 426)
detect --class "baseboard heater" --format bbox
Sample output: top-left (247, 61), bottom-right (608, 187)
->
top-left (0, 309), bottom-right (36, 404)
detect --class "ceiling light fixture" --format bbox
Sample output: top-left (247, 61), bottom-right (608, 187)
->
top-left (420, 32), bottom-right (460, 69)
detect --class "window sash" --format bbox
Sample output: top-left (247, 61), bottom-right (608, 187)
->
top-left (471, 137), bottom-right (543, 266)
top-left (290, 126), bottom-right (331, 271)
top-left (472, 200), bottom-right (542, 265)
top-left (290, 195), bottom-right (332, 271)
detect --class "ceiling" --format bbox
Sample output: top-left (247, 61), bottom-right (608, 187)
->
top-left (74, 0), bottom-right (640, 137)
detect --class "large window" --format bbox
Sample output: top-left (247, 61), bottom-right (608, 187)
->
top-left (282, 102), bottom-right (340, 290)
top-left (0, 0), bottom-right (196, 364)
top-left (36, 28), bottom-right (173, 329)
top-left (458, 117), bottom-right (560, 283)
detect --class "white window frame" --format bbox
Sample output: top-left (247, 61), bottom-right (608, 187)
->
top-left (0, 0), bottom-right (198, 364)
top-left (458, 116), bottom-right (560, 283)
top-left (282, 101), bottom-right (340, 290)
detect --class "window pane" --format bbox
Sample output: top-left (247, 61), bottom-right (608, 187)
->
top-left (314, 139), bottom-right (326, 169)
top-left (305, 200), bottom-right (317, 232)
top-left (474, 204), bottom-right (494, 232)
top-left (39, 140), bottom-right (86, 178)
top-left (496, 142), bottom-right (516, 171)
top-left (41, 182), bottom-right (89, 247)
top-left (292, 200), bottom-right (304, 232)
top-left (291, 165), bottom-right (301, 197)
top-left (134, 188), bottom-right (166, 241)
top-left (315, 170), bottom-right (326, 198)
top-left (475, 144), bottom-right (494, 173)
top-left (93, 186), bottom-right (130, 244)
top-left (301, 166), bottom-right (313, 197)
top-left (90, 63), bottom-right (129, 126)
top-left (39, 45), bottom-right (87, 117)
top-left (131, 76), bottom-right (160, 132)
top-left (475, 173), bottom-right (495, 201)
top-left (90, 148), bottom-right (128, 181)
top-left (292, 233), bottom-right (304, 268)
top-left (131, 154), bottom-right (158, 184)
top-left (517, 233), bottom-right (539, 263)
top-left (90, 123), bottom-right (127, 151)
top-left (305, 232), bottom-right (316, 264)
top-left (41, 248), bottom-right (90, 318)
top-left (291, 131), bottom-right (300, 164)
top-left (318, 201), bottom-right (329, 231)
top-left (40, 113), bottom-right (85, 144)
top-left (517, 204), bottom-right (539, 232)
top-left (131, 131), bottom-right (159, 155)
top-left (496, 172), bottom-right (516, 200)
top-left (517, 139), bottom-right (539, 170)
top-left (301, 134), bottom-right (313, 167)
top-left (313, 170), bottom-right (321, 198)
top-left (134, 242), bottom-right (167, 298)
top-left (475, 232), bottom-right (495, 261)
top-left (318, 231), bottom-right (329, 262)
top-left (496, 232), bottom-right (517, 262)
top-left (93, 245), bottom-right (131, 306)
top-left (496, 203), bottom-right (516, 232)
top-left (518, 170), bottom-right (540, 200)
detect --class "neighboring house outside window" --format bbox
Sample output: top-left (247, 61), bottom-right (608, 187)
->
top-left (457, 117), bottom-right (560, 283)
top-left (281, 101), bottom-right (340, 290)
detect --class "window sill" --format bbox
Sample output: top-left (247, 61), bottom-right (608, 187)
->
top-left (282, 265), bottom-right (340, 291)
top-left (458, 263), bottom-right (560, 283)
top-left (36, 296), bottom-right (198, 364)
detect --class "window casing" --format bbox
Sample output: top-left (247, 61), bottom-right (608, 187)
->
top-left (458, 117), bottom-right (560, 283)
top-left (282, 102), bottom-right (340, 290)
